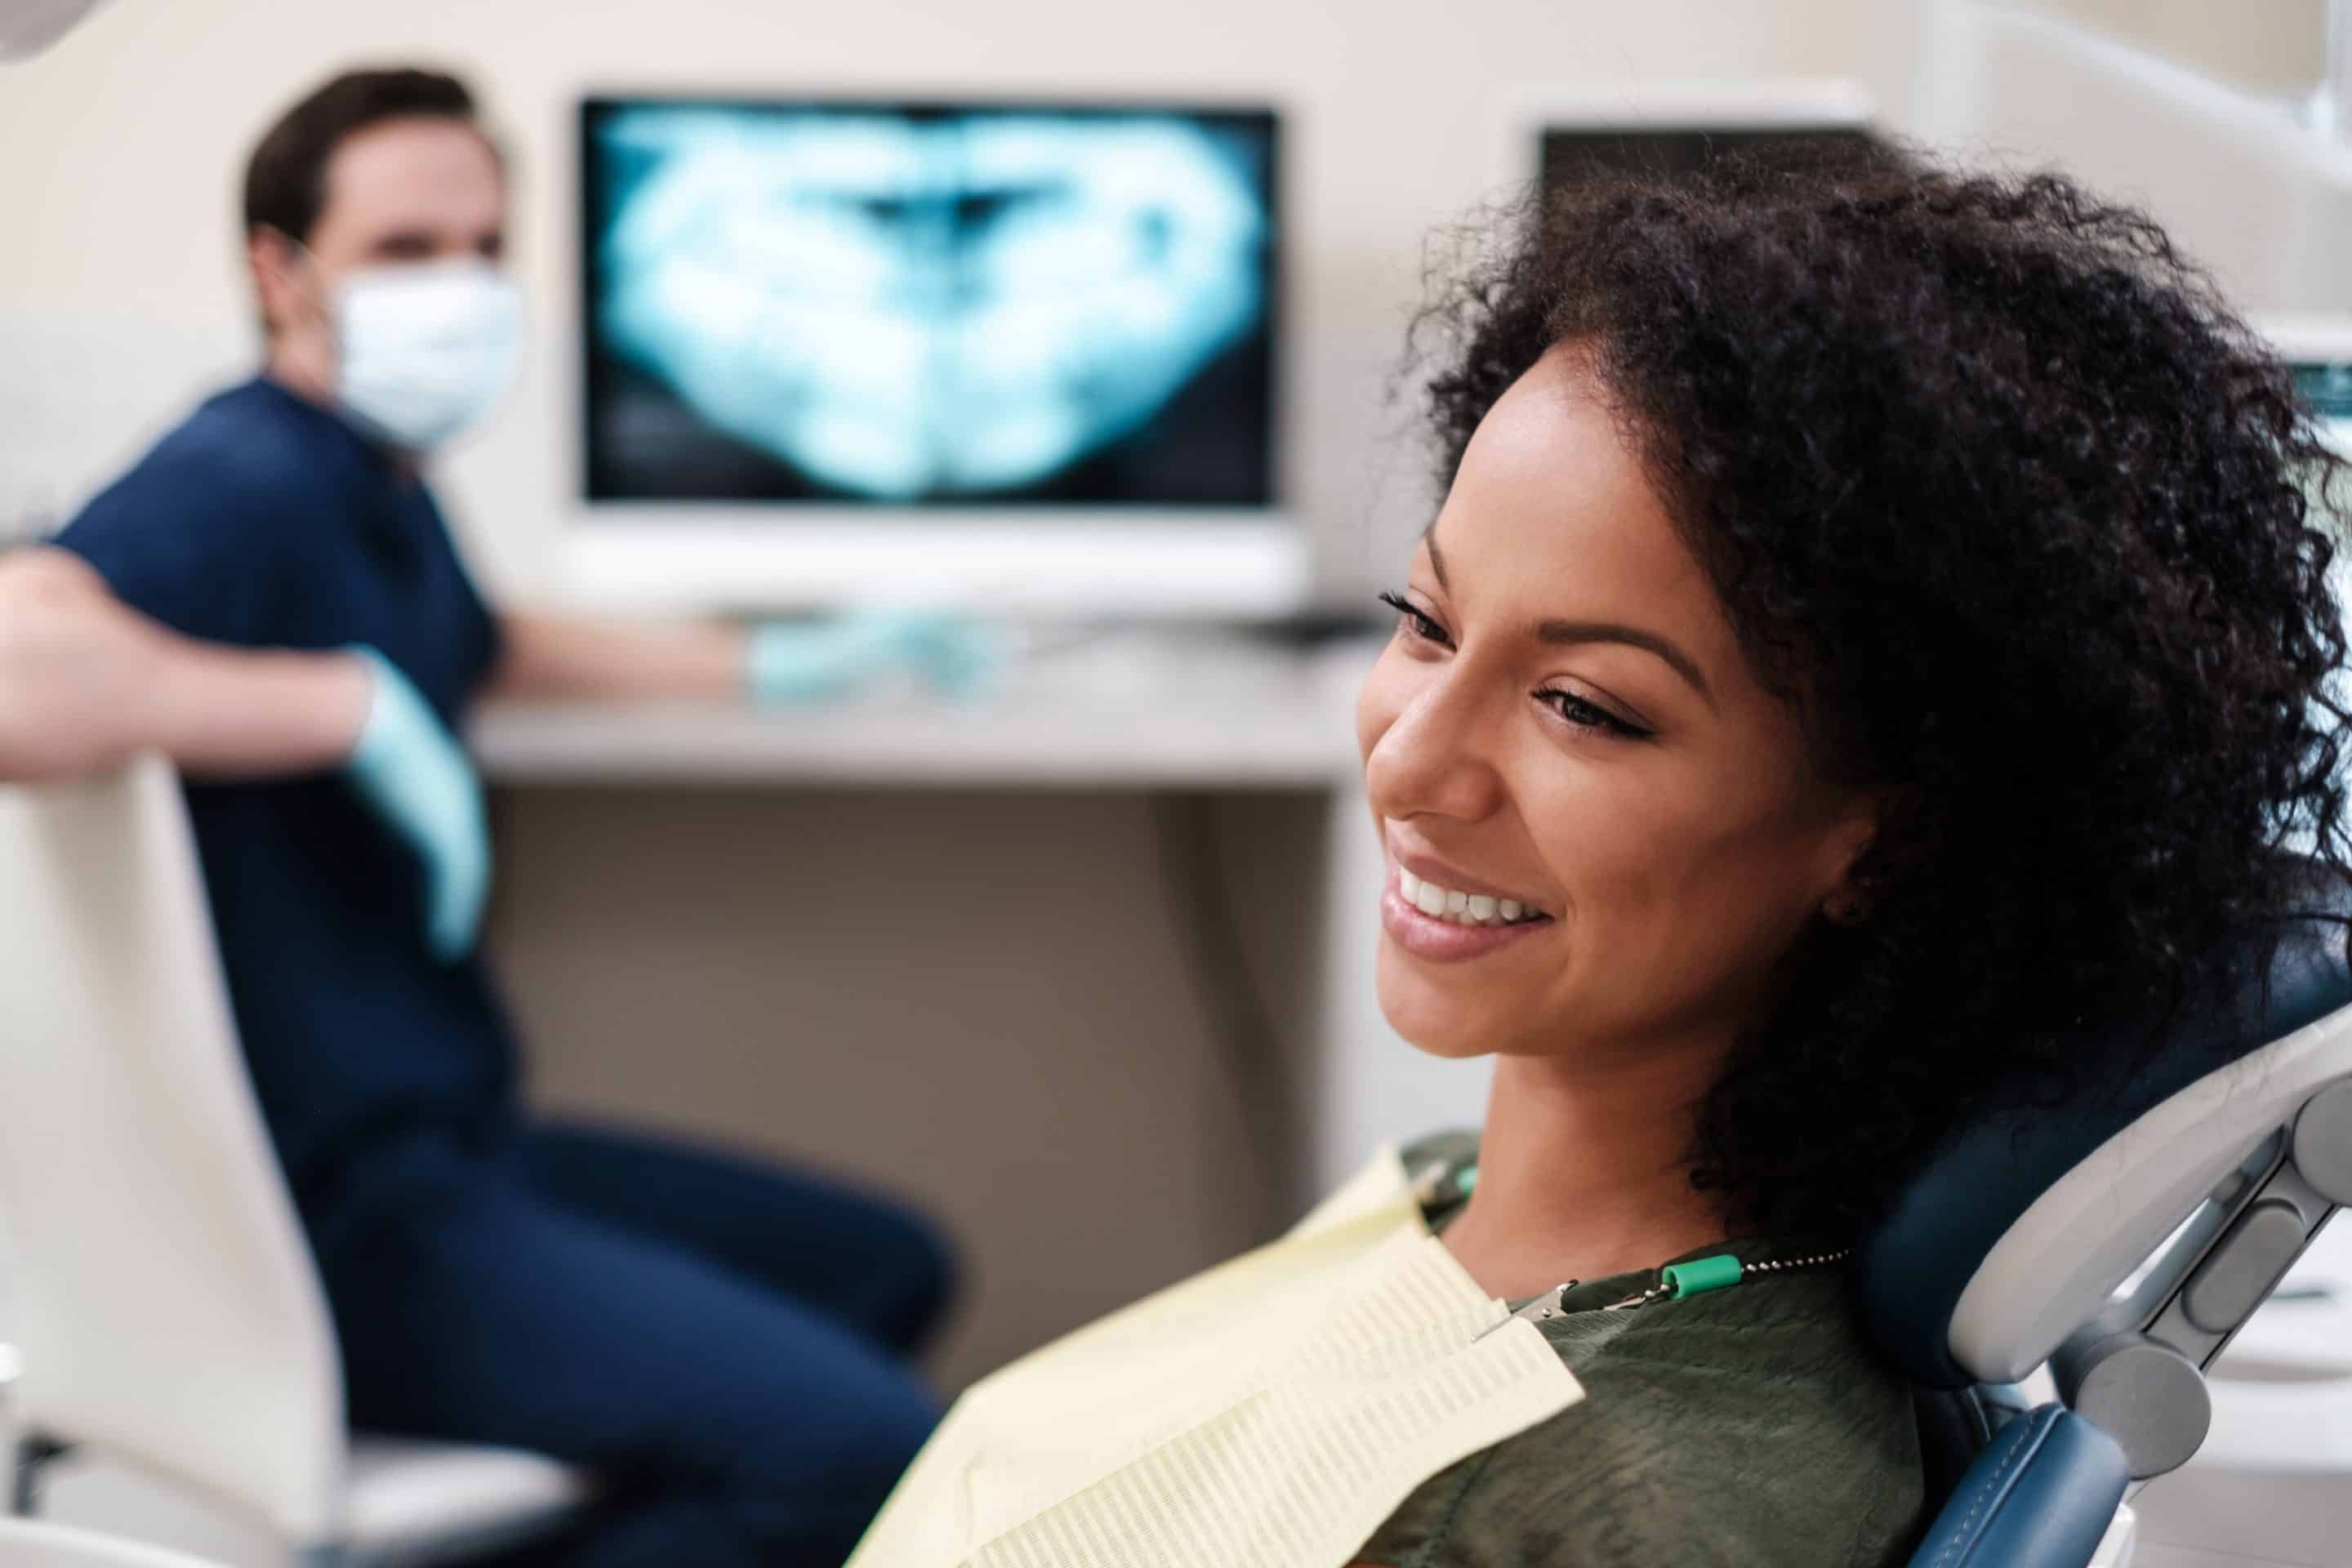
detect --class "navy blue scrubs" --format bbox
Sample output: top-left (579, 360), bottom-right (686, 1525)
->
top-left (57, 379), bottom-right (951, 1567)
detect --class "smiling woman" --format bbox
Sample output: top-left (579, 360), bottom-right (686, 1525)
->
top-left (1359, 345), bottom-right (1870, 1098)
top-left (1334, 149), bottom-right (2352, 1566)
top-left (834, 149), bottom-right (2352, 1568)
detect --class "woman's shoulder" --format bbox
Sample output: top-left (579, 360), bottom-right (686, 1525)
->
top-left (1358, 1267), bottom-right (1927, 1568)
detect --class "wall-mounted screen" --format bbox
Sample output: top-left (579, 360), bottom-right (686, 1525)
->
top-left (582, 97), bottom-right (1278, 511)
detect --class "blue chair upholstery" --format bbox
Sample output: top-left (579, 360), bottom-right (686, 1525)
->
top-left (1862, 890), bottom-right (2352, 1389)
top-left (1906, 1407), bottom-right (2126, 1568)
top-left (1860, 871), bottom-right (2352, 1566)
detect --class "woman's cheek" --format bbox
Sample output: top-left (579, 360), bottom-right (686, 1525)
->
top-left (1355, 644), bottom-right (1412, 764)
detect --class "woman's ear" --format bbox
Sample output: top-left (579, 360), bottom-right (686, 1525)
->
top-left (1814, 794), bottom-right (1886, 926)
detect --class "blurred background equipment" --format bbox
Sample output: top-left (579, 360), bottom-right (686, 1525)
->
top-left (2272, 314), bottom-right (2352, 465)
top-left (1524, 76), bottom-right (1884, 189)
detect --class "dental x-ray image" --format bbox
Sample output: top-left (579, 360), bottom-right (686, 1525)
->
top-left (583, 98), bottom-right (1278, 507)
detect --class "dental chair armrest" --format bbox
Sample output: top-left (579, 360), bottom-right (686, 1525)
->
top-left (1907, 1405), bottom-right (2126, 1568)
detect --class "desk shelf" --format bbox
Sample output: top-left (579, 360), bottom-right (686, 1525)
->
top-left (470, 645), bottom-right (1373, 791)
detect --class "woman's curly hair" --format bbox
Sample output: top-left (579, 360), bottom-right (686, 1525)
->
top-left (1410, 151), bottom-right (2352, 1240)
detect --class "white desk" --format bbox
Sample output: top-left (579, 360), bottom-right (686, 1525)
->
top-left (470, 641), bottom-right (1364, 791)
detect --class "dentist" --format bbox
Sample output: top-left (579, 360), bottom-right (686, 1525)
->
top-left (0, 66), bottom-right (956, 1567)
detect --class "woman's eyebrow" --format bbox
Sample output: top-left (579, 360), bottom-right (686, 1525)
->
top-left (1425, 530), bottom-right (1713, 704)
top-left (1535, 618), bottom-right (1713, 704)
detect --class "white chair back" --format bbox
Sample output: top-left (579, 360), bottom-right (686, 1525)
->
top-left (0, 1518), bottom-right (236, 1568)
top-left (0, 757), bottom-right (343, 1543)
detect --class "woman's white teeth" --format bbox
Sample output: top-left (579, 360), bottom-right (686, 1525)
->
top-left (1396, 869), bottom-right (1539, 927)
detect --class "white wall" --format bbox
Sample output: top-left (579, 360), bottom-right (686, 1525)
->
top-left (1901, 2), bottom-right (2352, 319)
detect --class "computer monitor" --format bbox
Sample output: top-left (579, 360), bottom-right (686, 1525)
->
top-left (2260, 314), bottom-right (2352, 551)
top-left (2267, 316), bottom-right (2352, 455)
top-left (573, 96), bottom-right (1297, 614)
top-left (1512, 79), bottom-right (1883, 194)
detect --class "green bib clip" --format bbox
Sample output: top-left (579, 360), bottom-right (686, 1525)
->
top-left (1658, 1254), bottom-right (1745, 1299)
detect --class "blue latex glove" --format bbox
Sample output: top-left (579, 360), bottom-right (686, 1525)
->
top-left (746, 609), bottom-right (1002, 704)
top-left (341, 646), bottom-right (489, 962)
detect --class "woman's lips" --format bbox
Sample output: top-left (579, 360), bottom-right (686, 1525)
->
top-left (1380, 868), bottom-right (1553, 963)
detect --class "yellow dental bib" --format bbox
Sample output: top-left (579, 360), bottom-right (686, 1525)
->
top-left (846, 1148), bottom-right (1584, 1568)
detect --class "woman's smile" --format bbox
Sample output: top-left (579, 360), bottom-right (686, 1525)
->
top-left (1381, 856), bottom-right (1557, 962)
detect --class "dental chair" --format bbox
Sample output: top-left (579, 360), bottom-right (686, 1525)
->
top-left (1864, 873), bottom-right (2352, 1568)
top-left (0, 1518), bottom-right (235, 1568)
top-left (0, 758), bottom-right (589, 1566)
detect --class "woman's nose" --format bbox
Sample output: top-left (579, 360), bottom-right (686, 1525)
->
top-left (1364, 666), bottom-right (1507, 826)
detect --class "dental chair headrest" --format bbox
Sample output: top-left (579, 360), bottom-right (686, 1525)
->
top-left (1858, 874), bottom-right (2352, 1392)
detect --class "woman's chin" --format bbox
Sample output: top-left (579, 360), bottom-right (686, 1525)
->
top-left (1375, 960), bottom-right (1510, 1060)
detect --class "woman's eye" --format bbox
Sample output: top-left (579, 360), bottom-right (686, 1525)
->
top-left (1377, 590), bottom-right (1450, 647)
top-left (1536, 687), bottom-right (1646, 739)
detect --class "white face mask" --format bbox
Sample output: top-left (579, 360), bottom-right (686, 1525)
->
top-left (333, 261), bottom-right (522, 452)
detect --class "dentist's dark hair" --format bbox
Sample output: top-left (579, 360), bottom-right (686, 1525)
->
top-left (243, 66), bottom-right (489, 245)
top-left (1410, 151), bottom-right (2352, 1240)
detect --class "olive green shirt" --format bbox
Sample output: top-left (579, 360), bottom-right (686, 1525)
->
top-left (1354, 1137), bottom-right (1927, 1567)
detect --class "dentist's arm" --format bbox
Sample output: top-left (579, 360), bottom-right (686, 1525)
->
top-left (487, 608), bottom-right (1002, 705)
top-left (0, 548), bottom-right (486, 959)
top-left (0, 547), bottom-right (370, 779)
top-left (483, 610), bottom-right (748, 701)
